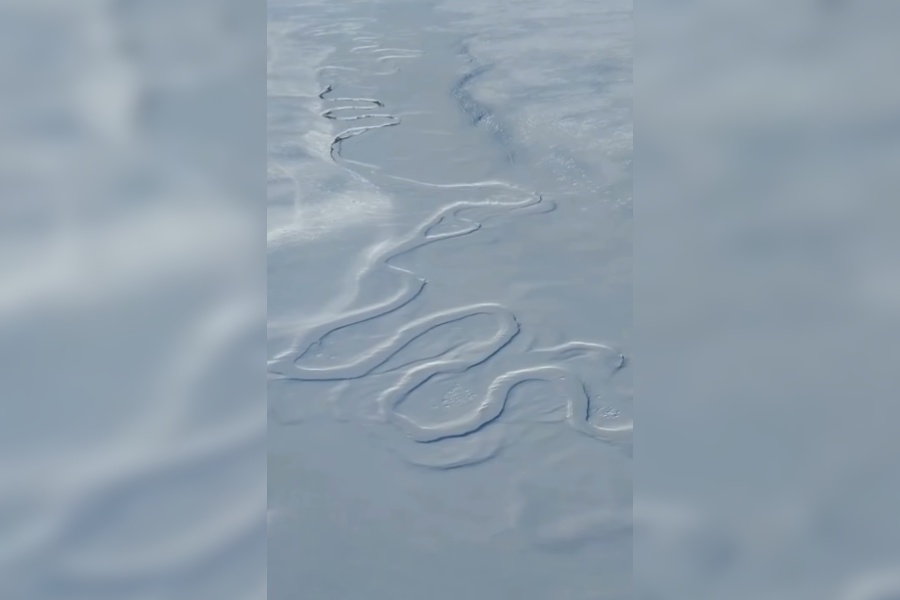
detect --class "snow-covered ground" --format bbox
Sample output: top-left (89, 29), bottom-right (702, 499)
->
top-left (268, 1), bottom-right (631, 598)
top-left (270, 2), bottom-right (900, 599)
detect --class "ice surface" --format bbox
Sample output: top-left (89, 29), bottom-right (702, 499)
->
top-left (268, 1), bottom-right (631, 599)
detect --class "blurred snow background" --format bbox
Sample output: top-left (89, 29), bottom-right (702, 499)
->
top-left (642, 1), bottom-right (900, 599)
top-left (0, 1), bottom-right (262, 599)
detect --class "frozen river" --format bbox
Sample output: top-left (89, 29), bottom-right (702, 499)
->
top-left (268, 0), bottom-right (632, 598)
